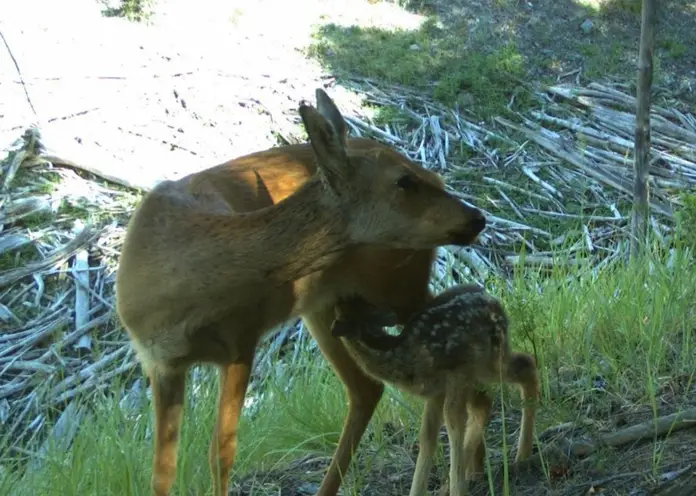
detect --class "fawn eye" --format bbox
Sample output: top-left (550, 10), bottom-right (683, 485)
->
top-left (396, 175), bottom-right (418, 192)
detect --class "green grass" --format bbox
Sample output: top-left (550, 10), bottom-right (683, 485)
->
top-left (3, 233), bottom-right (695, 495)
top-left (100, 0), bottom-right (156, 22)
top-left (0, 244), bottom-right (39, 272)
top-left (658, 38), bottom-right (688, 60)
top-left (305, 0), bottom-right (696, 119)
top-left (579, 40), bottom-right (626, 80)
top-left (600, 0), bottom-right (644, 16)
top-left (307, 20), bottom-right (529, 118)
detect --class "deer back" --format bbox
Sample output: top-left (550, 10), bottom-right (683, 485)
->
top-left (116, 90), bottom-right (486, 372)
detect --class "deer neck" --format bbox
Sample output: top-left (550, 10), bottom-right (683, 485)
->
top-left (227, 178), bottom-right (349, 283)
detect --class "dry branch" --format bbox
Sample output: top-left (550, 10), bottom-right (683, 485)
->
top-left (0, 226), bottom-right (102, 289)
top-left (38, 153), bottom-right (160, 192)
top-left (495, 116), bottom-right (674, 217)
top-left (73, 247), bottom-right (91, 350)
top-left (514, 408), bottom-right (696, 474)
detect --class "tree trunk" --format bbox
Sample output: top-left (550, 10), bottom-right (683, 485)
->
top-left (630, 0), bottom-right (656, 258)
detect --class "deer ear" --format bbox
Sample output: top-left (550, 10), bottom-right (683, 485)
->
top-left (299, 101), bottom-right (350, 194)
top-left (315, 88), bottom-right (347, 148)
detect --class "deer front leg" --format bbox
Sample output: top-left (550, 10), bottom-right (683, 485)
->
top-left (303, 307), bottom-right (385, 496)
top-left (409, 394), bottom-right (445, 496)
top-left (150, 367), bottom-right (187, 496)
top-left (209, 360), bottom-right (254, 496)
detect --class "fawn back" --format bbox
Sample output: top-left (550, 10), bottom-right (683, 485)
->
top-left (331, 284), bottom-right (516, 396)
top-left (115, 89), bottom-right (486, 496)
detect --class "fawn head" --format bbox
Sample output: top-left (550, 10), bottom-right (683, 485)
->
top-left (331, 296), bottom-right (400, 338)
top-left (300, 88), bottom-right (486, 249)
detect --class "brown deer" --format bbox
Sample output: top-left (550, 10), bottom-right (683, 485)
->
top-left (331, 284), bottom-right (540, 496)
top-left (115, 88), bottom-right (487, 496)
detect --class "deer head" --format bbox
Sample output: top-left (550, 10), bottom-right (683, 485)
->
top-left (299, 89), bottom-right (486, 250)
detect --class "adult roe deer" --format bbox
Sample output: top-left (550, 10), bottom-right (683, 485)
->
top-left (331, 284), bottom-right (540, 496)
top-left (115, 88), bottom-right (487, 496)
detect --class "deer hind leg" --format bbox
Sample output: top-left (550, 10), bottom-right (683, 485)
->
top-left (505, 352), bottom-right (540, 462)
top-left (408, 394), bottom-right (444, 496)
top-left (150, 366), bottom-right (187, 496)
top-left (209, 360), bottom-right (254, 496)
top-left (463, 388), bottom-right (492, 481)
top-left (303, 307), bottom-right (385, 496)
top-left (443, 387), bottom-right (470, 496)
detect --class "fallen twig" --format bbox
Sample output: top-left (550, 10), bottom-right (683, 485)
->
top-left (513, 407), bottom-right (696, 474)
top-left (0, 226), bottom-right (102, 289)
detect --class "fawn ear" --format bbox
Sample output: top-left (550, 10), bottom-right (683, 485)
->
top-left (331, 318), bottom-right (352, 338)
top-left (315, 88), bottom-right (347, 148)
top-left (299, 99), bottom-right (350, 194)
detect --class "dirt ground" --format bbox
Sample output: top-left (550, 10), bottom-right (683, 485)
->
top-left (1, 0), bottom-right (362, 183)
top-left (2, 0), bottom-right (693, 172)
top-left (229, 400), bottom-right (696, 495)
top-left (423, 0), bottom-right (696, 100)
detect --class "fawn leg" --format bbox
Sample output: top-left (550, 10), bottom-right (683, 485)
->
top-left (150, 367), bottom-right (187, 496)
top-left (303, 307), bottom-right (385, 496)
top-left (506, 352), bottom-right (540, 462)
top-left (443, 389), bottom-right (469, 496)
top-left (463, 389), bottom-right (492, 481)
top-left (209, 360), bottom-right (254, 496)
top-left (409, 394), bottom-right (445, 496)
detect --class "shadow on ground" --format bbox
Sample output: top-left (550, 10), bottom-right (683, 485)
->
top-left (308, 0), bottom-right (696, 117)
top-left (231, 423), bottom-right (696, 495)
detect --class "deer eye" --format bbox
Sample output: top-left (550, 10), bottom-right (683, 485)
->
top-left (396, 175), bottom-right (419, 192)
